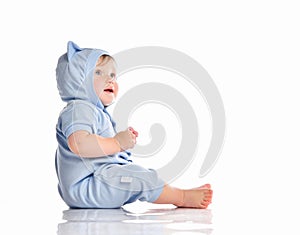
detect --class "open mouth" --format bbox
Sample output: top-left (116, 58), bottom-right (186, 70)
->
top-left (104, 88), bottom-right (114, 93)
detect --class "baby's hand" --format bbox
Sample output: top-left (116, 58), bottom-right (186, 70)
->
top-left (128, 127), bottom-right (139, 137)
top-left (114, 127), bottom-right (138, 151)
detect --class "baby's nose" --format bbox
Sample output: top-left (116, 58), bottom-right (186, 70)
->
top-left (106, 76), bottom-right (117, 83)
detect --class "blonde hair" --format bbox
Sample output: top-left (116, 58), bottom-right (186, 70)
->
top-left (96, 55), bottom-right (116, 67)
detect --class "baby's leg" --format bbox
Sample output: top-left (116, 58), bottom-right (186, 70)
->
top-left (153, 184), bottom-right (213, 209)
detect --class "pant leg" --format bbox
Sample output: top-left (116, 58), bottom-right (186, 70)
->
top-left (91, 163), bottom-right (165, 208)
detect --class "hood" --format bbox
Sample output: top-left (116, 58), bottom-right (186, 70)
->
top-left (56, 41), bottom-right (109, 108)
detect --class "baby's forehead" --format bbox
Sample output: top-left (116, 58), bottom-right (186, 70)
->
top-left (96, 56), bottom-right (116, 69)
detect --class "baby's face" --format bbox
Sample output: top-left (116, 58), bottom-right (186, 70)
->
top-left (93, 57), bottom-right (119, 106)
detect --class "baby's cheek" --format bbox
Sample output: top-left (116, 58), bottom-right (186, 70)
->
top-left (94, 78), bottom-right (106, 94)
top-left (114, 84), bottom-right (119, 96)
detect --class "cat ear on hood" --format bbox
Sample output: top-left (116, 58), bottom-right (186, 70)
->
top-left (67, 41), bottom-right (82, 61)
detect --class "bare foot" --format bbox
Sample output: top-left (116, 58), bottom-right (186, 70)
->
top-left (153, 184), bottom-right (213, 209)
top-left (176, 185), bottom-right (213, 209)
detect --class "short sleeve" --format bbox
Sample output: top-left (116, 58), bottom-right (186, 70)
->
top-left (60, 101), bottom-right (98, 138)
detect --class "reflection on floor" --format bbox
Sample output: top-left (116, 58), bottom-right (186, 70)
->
top-left (57, 201), bottom-right (213, 235)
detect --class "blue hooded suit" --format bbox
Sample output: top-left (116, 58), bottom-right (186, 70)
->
top-left (55, 41), bottom-right (164, 208)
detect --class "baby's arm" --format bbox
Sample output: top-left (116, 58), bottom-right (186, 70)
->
top-left (68, 128), bottom-right (138, 158)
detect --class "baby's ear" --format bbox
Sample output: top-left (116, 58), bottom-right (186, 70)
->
top-left (67, 41), bottom-right (82, 61)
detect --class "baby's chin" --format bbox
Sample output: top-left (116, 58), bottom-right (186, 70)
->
top-left (100, 98), bottom-right (116, 107)
top-left (100, 93), bottom-right (117, 106)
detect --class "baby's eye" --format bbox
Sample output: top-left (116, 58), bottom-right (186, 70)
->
top-left (110, 73), bottom-right (116, 79)
top-left (95, 70), bottom-right (102, 76)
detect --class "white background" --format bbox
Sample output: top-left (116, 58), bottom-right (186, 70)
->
top-left (1, 0), bottom-right (299, 234)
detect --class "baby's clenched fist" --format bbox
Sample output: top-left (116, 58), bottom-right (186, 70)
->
top-left (114, 127), bottom-right (138, 151)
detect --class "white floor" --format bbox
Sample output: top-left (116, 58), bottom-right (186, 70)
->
top-left (55, 194), bottom-right (300, 235)
top-left (57, 201), bottom-right (213, 235)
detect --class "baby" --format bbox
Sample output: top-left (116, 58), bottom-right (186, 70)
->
top-left (55, 41), bottom-right (213, 209)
